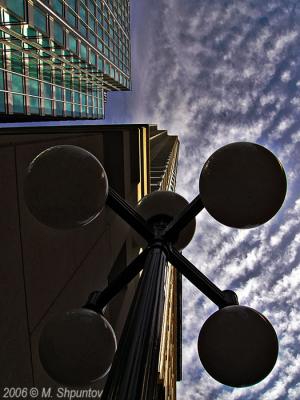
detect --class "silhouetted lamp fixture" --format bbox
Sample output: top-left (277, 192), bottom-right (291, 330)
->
top-left (24, 142), bottom-right (287, 397)
top-left (24, 145), bottom-right (108, 229)
top-left (39, 309), bottom-right (116, 386)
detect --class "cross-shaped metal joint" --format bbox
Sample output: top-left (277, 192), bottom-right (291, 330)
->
top-left (84, 187), bottom-right (239, 314)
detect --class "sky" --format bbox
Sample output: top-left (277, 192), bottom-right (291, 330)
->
top-left (3, 1), bottom-right (300, 399)
top-left (104, 1), bottom-right (300, 399)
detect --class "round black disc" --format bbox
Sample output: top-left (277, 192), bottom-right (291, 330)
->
top-left (198, 305), bottom-right (278, 387)
top-left (199, 142), bottom-right (287, 228)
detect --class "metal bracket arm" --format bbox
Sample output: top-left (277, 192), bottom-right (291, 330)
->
top-left (164, 194), bottom-right (204, 242)
top-left (167, 245), bottom-right (239, 308)
top-left (84, 248), bottom-right (149, 312)
top-left (106, 187), bottom-right (154, 242)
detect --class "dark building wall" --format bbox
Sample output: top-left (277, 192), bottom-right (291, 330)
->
top-left (0, 127), bottom-right (147, 394)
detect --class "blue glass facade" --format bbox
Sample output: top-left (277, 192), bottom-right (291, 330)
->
top-left (0, 0), bottom-right (130, 119)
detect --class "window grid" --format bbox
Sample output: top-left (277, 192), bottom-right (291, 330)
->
top-left (0, 57), bottom-right (104, 118)
top-left (0, 0), bottom-right (130, 119)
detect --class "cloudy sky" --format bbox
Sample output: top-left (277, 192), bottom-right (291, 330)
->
top-left (105, 1), bottom-right (300, 399)
top-left (3, 1), bottom-right (299, 398)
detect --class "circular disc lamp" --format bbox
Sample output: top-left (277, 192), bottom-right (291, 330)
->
top-left (198, 305), bottom-right (278, 387)
top-left (39, 309), bottom-right (117, 386)
top-left (135, 191), bottom-right (196, 250)
top-left (199, 142), bottom-right (287, 228)
top-left (24, 145), bottom-right (108, 229)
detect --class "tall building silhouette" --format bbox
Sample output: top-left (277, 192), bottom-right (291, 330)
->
top-left (0, 0), bottom-right (130, 120)
top-left (0, 124), bottom-right (181, 399)
top-left (150, 128), bottom-right (181, 400)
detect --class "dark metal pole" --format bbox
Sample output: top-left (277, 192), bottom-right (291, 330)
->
top-left (167, 245), bottom-right (238, 308)
top-left (101, 242), bottom-right (168, 400)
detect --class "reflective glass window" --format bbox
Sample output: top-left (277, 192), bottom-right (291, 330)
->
top-left (34, 8), bottom-right (47, 34)
top-left (79, 5), bottom-right (88, 22)
top-left (69, 0), bottom-right (77, 10)
top-left (89, 32), bottom-right (96, 46)
top-left (65, 89), bottom-right (72, 102)
top-left (44, 99), bottom-right (52, 114)
top-left (74, 91), bottom-right (80, 103)
top-left (56, 101), bottom-right (63, 115)
top-left (97, 10), bottom-right (102, 24)
top-left (90, 51), bottom-right (96, 66)
top-left (52, 0), bottom-right (63, 16)
top-left (97, 40), bottom-right (103, 51)
top-left (11, 51), bottom-right (23, 74)
top-left (11, 74), bottom-right (23, 93)
top-left (55, 86), bottom-right (63, 100)
top-left (65, 73), bottom-right (72, 87)
top-left (0, 92), bottom-right (5, 112)
top-left (43, 83), bottom-right (52, 98)
top-left (54, 70), bottom-right (62, 84)
top-left (98, 57), bottom-right (103, 71)
top-left (103, 6), bottom-right (108, 18)
top-left (73, 77), bottom-right (80, 91)
top-left (30, 97), bottom-right (39, 114)
top-left (29, 79), bottom-right (39, 96)
top-left (0, 71), bottom-right (4, 90)
top-left (12, 94), bottom-right (24, 113)
top-left (69, 34), bottom-right (77, 53)
top-left (79, 21), bottom-right (87, 36)
top-left (66, 10), bottom-right (76, 27)
top-left (54, 21), bottom-right (64, 44)
top-left (88, 0), bottom-right (95, 14)
top-left (90, 16), bottom-right (96, 32)
top-left (66, 102), bottom-right (72, 116)
top-left (75, 104), bottom-right (80, 116)
top-left (43, 63), bottom-right (52, 82)
top-left (80, 43), bottom-right (87, 60)
top-left (6, 0), bottom-right (25, 19)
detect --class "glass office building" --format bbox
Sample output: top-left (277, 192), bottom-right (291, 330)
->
top-left (0, 0), bottom-right (130, 120)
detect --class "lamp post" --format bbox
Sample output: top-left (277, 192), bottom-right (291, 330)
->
top-left (24, 142), bottom-right (287, 398)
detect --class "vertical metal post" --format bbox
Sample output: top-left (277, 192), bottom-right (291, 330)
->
top-left (101, 242), bottom-right (167, 400)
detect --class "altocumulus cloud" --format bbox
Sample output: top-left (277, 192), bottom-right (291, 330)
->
top-left (105, 0), bottom-right (300, 399)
